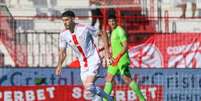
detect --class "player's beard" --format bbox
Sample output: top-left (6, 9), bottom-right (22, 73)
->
top-left (64, 24), bottom-right (70, 29)
top-left (64, 22), bottom-right (75, 33)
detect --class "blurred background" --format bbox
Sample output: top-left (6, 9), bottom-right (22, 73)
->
top-left (0, 0), bottom-right (201, 101)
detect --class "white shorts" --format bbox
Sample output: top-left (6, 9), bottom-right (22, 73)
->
top-left (80, 64), bottom-right (101, 82)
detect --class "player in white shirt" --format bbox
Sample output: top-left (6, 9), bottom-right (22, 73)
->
top-left (55, 10), bottom-right (113, 101)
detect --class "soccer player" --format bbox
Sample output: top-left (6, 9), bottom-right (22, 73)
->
top-left (55, 10), bottom-right (113, 101)
top-left (103, 15), bottom-right (145, 101)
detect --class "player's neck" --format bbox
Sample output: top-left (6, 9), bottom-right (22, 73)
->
top-left (112, 25), bottom-right (117, 31)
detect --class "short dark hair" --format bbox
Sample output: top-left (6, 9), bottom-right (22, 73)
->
top-left (108, 14), bottom-right (116, 20)
top-left (62, 10), bottom-right (75, 18)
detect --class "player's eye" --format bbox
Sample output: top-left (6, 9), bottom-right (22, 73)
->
top-left (63, 19), bottom-right (69, 22)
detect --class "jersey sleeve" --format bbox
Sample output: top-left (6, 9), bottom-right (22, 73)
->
top-left (87, 26), bottom-right (99, 36)
top-left (118, 27), bottom-right (127, 42)
top-left (59, 32), bottom-right (67, 48)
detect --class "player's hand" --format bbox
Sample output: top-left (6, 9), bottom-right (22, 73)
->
top-left (55, 65), bottom-right (62, 76)
top-left (105, 52), bottom-right (113, 66)
top-left (106, 58), bottom-right (113, 66)
top-left (111, 55), bottom-right (121, 66)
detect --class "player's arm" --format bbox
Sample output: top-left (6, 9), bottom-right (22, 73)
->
top-left (88, 26), bottom-right (111, 61)
top-left (55, 32), bottom-right (67, 76)
top-left (55, 48), bottom-right (66, 76)
top-left (57, 48), bottom-right (66, 68)
top-left (118, 40), bottom-right (128, 58)
top-left (100, 30), bottom-right (113, 66)
top-left (101, 31), bottom-right (110, 58)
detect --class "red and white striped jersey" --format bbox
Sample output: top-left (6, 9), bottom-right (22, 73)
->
top-left (59, 23), bottom-right (101, 70)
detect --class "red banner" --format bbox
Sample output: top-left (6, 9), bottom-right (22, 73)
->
top-left (129, 33), bottom-right (201, 68)
top-left (0, 85), bottom-right (163, 101)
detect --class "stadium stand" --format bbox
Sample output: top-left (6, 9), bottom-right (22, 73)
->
top-left (0, 4), bottom-right (27, 67)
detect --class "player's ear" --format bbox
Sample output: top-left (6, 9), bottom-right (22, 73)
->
top-left (71, 17), bottom-right (76, 22)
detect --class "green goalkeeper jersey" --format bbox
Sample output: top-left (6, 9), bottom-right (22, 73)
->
top-left (111, 26), bottom-right (130, 65)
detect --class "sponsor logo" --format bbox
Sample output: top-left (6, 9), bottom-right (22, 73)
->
top-left (167, 42), bottom-right (201, 68)
top-left (0, 87), bottom-right (55, 101)
top-left (72, 86), bottom-right (163, 101)
top-left (129, 44), bottom-right (163, 68)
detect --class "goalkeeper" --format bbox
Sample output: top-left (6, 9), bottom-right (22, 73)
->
top-left (103, 15), bottom-right (145, 101)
